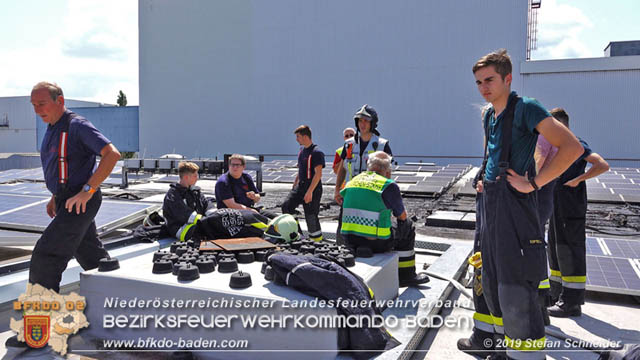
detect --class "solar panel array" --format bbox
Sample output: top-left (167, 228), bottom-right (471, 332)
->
top-left (0, 193), bottom-right (159, 237)
top-left (587, 167), bottom-right (640, 204)
top-left (0, 182), bottom-right (51, 196)
top-left (585, 236), bottom-right (640, 296)
top-left (0, 168), bottom-right (44, 183)
top-left (3, 163), bottom-right (640, 202)
top-left (453, 166), bottom-right (640, 203)
top-left (0, 194), bottom-right (49, 214)
top-left (257, 161), bottom-right (472, 197)
top-left (261, 160), bottom-right (298, 171)
top-left (0, 164), bottom-right (151, 188)
top-left (0, 228), bottom-right (41, 246)
top-left (425, 210), bottom-right (476, 229)
top-left (404, 164), bottom-right (472, 197)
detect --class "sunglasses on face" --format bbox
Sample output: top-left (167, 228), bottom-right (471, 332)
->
top-left (344, 134), bottom-right (355, 139)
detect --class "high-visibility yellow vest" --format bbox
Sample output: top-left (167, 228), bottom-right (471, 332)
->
top-left (340, 171), bottom-right (393, 239)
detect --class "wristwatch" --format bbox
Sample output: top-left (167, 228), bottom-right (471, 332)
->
top-left (83, 184), bottom-right (97, 195)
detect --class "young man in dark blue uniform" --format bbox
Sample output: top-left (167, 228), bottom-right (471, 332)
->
top-left (282, 125), bottom-right (325, 242)
top-left (29, 81), bottom-right (121, 293)
top-left (457, 106), bottom-right (498, 358)
top-left (547, 108), bottom-right (609, 317)
top-left (457, 116), bottom-right (554, 357)
top-left (467, 50), bottom-right (583, 359)
top-left (215, 154), bottom-right (276, 218)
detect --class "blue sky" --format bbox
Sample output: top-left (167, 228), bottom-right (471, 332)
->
top-left (0, 0), bottom-right (137, 104)
top-left (0, 0), bottom-right (638, 105)
top-left (532, 0), bottom-right (640, 60)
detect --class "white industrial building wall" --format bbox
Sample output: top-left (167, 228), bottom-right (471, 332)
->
top-left (139, 0), bottom-right (528, 159)
top-left (0, 97), bottom-right (37, 153)
top-left (0, 96), bottom-right (107, 153)
top-left (521, 56), bottom-right (640, 164)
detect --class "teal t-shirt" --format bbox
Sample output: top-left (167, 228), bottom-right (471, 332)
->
top-left (484, 91), bottom-right (551, 181)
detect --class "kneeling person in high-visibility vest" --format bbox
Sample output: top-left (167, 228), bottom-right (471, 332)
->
top-left (340, 151), bottom-right (429, 287)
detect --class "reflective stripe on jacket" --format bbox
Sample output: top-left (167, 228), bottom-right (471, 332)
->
top-left (343, 135), bottom-right (388, 181)
top-left (340, 171), bottom-right (393, 239)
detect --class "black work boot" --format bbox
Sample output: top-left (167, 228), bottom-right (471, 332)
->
top-left (548, 301), bottom-right (581, 317)
top-left (457, 337), bottom-right (493, 358)
top-left (485, 353), bottom-right (510, 359)
top-left (399, 272), bottom-right (430, 287)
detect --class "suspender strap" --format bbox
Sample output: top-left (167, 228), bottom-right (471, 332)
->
top-left (307, 149), bottom-right (312, 180)
top-left (474, 109), bottom-right (493, 186)
top-left (57, 118), bottom-right (70, 185)
top-left (305, 144), bottom-right (317, 182)
top-left (498, 95), bottom-right (520, 175)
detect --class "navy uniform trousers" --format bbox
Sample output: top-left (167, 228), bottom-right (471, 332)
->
top-left (281, 181), bottom-right (323, 241)
top-left (548, 181), bottom-right (588, 305)
top-left (344, 222), bottom-right (418, 283)
top-left (29, 189), bottom-right (109, 293)
top-left (469, 192), bottom-right (499, 346)
top-left (536, 179), bottom-right (556, 235)
top-left (536, 180), bottom-right (557, 305)
top-left (481, 178), bottom-right (547, 359)
top-left (469, 180), bottom-right (555, 349)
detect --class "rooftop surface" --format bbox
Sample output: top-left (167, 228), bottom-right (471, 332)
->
top-left (0, 161), bottom-right (638, 359)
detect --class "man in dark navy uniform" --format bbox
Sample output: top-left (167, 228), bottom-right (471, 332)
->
top-left (281, 125), bottom-right (325, 242)
top-left (215, 154), bottom-right (277, 219)
top-left (29, 81), bottom-right (121, 293)
top-left (547, 108), bottom-right (609, 317)
top-left (215, 154), bottom-right (261, 211)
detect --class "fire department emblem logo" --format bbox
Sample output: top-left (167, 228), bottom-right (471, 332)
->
top-left (24, 315), bottom-right (50, 348)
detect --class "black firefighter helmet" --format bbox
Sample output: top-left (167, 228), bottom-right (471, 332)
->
top-left (353, 104), bottom-right (380, 136)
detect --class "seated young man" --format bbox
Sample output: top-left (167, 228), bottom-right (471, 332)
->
top-left (340, 151), bottom-right (429, 287)
top-left (163, 161), bottom-right (213, 241)
top-left (164, 161), bottom-right (268, 241)
top-left (215, 154), bottom-right (276, 218)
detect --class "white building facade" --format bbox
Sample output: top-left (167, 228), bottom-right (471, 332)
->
top-left (138, 0), bottom-right (640, 165)
top-left (0, 96), bottom-right (105, 153)
top-left (521, 56), bottom-right (640, 163)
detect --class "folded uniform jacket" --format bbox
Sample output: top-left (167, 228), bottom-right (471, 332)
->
top-left (197, 208), bottom-right (268, 239)
top-left (269, 253), bottom-right (400, 359)
top-left (133, 224), bottom-right (170, 243)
